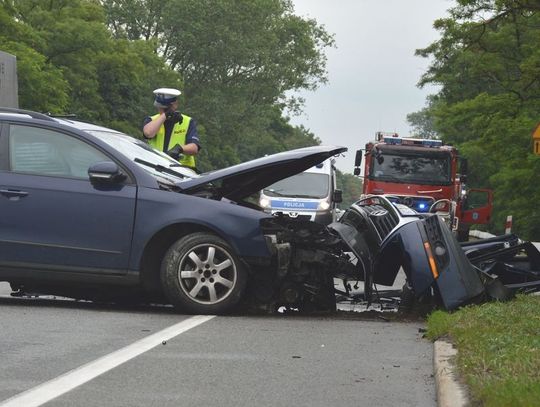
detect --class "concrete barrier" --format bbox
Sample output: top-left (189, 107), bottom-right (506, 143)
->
top-left (468, 229), bottom-right (495, 239)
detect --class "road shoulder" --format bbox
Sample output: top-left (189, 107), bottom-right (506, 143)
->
top-left (433, 340), bottom-right (468, 407)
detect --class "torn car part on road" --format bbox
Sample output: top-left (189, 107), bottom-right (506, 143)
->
top-left (462, 234), bottom-right (540, 295)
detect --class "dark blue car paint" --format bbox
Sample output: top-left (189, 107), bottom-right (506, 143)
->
top-left (385, 221), bottom-right (436, 295)
top-left (129, 188), bottom-right (272, 272)
top-left (0, 171), bottom-right (136, 272)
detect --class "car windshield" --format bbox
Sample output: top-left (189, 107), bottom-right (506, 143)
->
top-left (371, 152), bottom-right (451, 185)
top-left (86, 130), bottom-right (197, 181)
top-left (263, 172), bottom-right (330, 199)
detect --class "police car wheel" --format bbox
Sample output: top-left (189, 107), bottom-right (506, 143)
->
top-left (161, 232), bottom-right (247, 314)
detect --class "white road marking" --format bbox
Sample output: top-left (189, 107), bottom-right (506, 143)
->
top-left (0, 315), bottom-right (215, 407)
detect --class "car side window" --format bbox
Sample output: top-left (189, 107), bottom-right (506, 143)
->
top-left (9, 125), bottom-right (109, 179)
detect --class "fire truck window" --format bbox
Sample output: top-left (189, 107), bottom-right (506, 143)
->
top-left (372, 153), bottom-right (450, 184)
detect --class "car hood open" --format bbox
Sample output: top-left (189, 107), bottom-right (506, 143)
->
top-left (176, 145), bottom-right (347, 202)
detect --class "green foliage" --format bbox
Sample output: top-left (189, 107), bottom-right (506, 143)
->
top-left (406, 95), bottom-right (439, 139)
top-left (104, 0), bottom-right (334, 169)
top-left (9, 0), bottom-right (110, 119)
top-left (1, 0), bottom-right (183, 138)
top-left (336, 170), bottom-right (363, 207)
top-left (0, 5), bottom-right (69, 112)
top-left (426, 295), bottom-right (540, 407)
top-left (412, 0), bottom-right (540, 239)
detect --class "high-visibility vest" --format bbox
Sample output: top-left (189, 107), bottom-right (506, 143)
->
top-left (147, 113), bottom-right (196, 168)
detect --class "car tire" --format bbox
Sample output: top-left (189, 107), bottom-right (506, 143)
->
top-left (160, 232), bottom-right (247, 314)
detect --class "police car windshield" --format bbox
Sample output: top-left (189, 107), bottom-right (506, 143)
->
top-left (263, 172), bottom-right (330, 199)
top-left (371, 152), bottom-right (451, 185)
top-left (86, 130), bottom-right (197, 181)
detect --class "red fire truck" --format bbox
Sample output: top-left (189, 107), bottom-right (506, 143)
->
top-left (353, 132), bottom-right (493, 240)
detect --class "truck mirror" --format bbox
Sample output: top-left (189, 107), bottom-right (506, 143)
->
top-left (354, 150), bottom-right (363, 167)
top-left (353, 168), bottom-right (361, 176)
top-left (460, 158), bottom-right (468, 175)
top-left (333, 189), bottom-right (343, 204)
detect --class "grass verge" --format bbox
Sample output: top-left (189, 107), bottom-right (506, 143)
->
top-left (426, 294), bottom-right (540, 407)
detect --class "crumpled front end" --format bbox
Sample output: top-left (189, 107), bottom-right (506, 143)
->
top-left (252, 215), bottom-right (361, 312)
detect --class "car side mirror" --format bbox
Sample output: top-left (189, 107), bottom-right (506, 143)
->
top-left (333, 189), bottom-right (343, 204)
top-left (353, 167), bottom-right (361, 176)
top-left (88, 161), bottom-right (126, 184)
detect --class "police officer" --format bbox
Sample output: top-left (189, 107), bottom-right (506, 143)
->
top-left (142, 88), bottom-right (201, 169)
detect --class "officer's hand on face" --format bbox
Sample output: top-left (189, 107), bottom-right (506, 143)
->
top-left (162, 107), bottom-right (182, 123)
top-left (164, 108), bottom-right (175, 120)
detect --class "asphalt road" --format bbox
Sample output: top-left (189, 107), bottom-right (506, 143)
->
top-left (0, 283), bottom-right (435, 407)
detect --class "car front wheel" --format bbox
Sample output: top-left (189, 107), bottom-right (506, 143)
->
top-left (161, 232), bottom-right (247, 314)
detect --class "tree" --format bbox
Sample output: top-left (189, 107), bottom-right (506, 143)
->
top-left (406, 95), bottom-right (439, 139)
top-left (413, 0), bottom-right (540, 239)
top-left (0, 4), bottom-right (69, 112)
top-left (103, 0), bottom-right (335, 168)
top-left (336, 170), bottom-right (363, 208)
top-left (1, 0), bottom-right (181, 136)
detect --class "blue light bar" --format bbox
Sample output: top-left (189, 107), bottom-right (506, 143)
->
top-left (383, 136), bottom-right (442, 148)
top-left (383, 137), bottom-right (402, 145)
top-left (422, 139), bottom-right (443, 147)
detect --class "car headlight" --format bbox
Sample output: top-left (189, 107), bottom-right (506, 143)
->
top-left (319, 200), bottom-right (330, 210)
top-left (260, 197), bottom-right (271, 209)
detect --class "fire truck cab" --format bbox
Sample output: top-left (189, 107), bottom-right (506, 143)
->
top-left (353, 132), bottom-right (493, 240)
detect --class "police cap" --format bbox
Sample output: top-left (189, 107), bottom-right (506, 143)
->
top-left (153, 88), bottom-right (181, 108)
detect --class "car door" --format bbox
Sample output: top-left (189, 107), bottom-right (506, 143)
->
top-left (461, 188), bottom-right (493, 225)
top-left (0, 122), bottom-right (136, 276)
